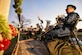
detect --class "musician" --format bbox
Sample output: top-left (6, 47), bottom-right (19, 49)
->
top-left (46, 5), bottom-right (80, 55)
top-left (46, 4), bottom-right (80, 38)
top-left (29, 26), bottom-right (33, 38)
top-left (45, 20), bottom-right (51, 32)
top-left (35, 23), bottom-right (42, 34)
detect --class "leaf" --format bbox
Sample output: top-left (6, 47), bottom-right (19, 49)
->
top-left (0, 15), bottom-right (12, 40)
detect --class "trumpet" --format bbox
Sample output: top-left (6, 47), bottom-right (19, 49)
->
top-left (55, 14), bottom-right (66, 25)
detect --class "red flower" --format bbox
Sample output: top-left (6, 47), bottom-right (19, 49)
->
top-left (0, 38), bottom-right (11, 50)
top-left (9, 24), bottom-right (18, 37)
top-left (2, 38), bottom-right (11, 50)
top-left (0, 43), bottom-right (4, 50)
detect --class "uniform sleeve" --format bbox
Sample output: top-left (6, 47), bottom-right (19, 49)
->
top-left (65, 13), bottom-right (80, 25)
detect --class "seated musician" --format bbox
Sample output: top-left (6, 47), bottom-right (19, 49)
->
top-left (46, 4), bottom-right (80, 39)
top-left (46, 4), bottom-right (80, 55)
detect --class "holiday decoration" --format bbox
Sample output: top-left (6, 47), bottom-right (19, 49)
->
top-left (0, 15), bottom-right (17, 50)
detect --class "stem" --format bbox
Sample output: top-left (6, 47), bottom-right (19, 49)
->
top-left (17, 14), bottom-right (21, 43)
top-left (18, 14), bottom-right (21, 22)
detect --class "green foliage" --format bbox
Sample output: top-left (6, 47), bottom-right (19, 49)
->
top-left (15, 7), bottom-right (22, 14)
top-left (14, 0), bottom-right (22, 5)
top-left (0, 15), bottom-right (12, 40)
top-left (13, 4), bottom-right (19, 9)
top-left (13, 0), bottom-right (22, 14)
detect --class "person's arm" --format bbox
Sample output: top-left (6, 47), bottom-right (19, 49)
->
top-left (64, 13), bottom-right (80, 25)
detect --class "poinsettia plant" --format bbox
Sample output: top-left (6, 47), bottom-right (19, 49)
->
top-left (0, 15), bottom-right (18, 50)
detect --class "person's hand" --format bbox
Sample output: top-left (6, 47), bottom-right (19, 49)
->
top-left (57, 15), bottom-right (62, 19)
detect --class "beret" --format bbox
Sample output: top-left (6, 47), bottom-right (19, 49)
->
top-left (67, 5), bottom-right (76, 10)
